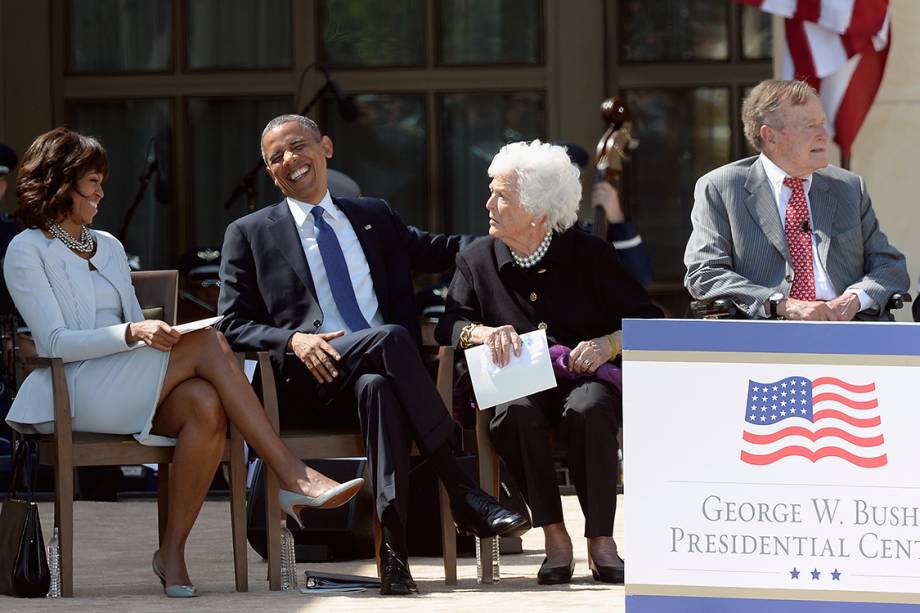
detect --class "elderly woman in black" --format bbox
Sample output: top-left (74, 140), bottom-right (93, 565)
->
top-left (436, 140), bottom-right (661, 585)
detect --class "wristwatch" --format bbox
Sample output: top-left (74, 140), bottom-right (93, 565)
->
top-left (767, 292), bottom-right (784, 319)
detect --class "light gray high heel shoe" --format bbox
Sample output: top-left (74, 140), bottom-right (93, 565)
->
top-left (279, 477), bottom-right (365, 528)
top-left (152, 550), bottom-right (198, 598)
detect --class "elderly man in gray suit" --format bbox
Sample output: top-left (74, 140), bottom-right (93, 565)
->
top-left (684, 79), bottom-right (908, 321)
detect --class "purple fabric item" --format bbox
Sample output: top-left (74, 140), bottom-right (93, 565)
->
top-left (549, 344), bottom-right (622, 390)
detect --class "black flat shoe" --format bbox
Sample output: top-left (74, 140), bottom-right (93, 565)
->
top-left (451, 488), bottom-right (529, 538)
top-left (537, 557), bottom-right (575, 585)
top-left (589, 558), bottom-right (625, 584)
top-left (379, 542), bottom-right (418, 595)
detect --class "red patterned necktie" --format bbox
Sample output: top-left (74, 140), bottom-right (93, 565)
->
top-left (782, 177), bottom-right (816, 301)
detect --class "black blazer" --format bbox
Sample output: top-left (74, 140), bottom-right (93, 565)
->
top-left (435, 226), bottom-right (662, 349)
top-left (217, 196), bottom-right (468, 366)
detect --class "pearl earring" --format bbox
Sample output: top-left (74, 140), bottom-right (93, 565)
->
top-left (530, 221), bottom-right (536, 228)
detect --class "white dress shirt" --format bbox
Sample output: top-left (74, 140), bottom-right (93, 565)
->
top-left (759, 154), bottom-right (873, 312)
top-left (287, 191), bottom-right (384, 333)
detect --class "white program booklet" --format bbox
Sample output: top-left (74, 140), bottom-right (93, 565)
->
top-left (173, 315), bottom-right (224, 334)
top-left (464, 328), bottom-right (557, 409)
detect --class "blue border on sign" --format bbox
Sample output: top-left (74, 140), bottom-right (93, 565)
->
top-left (622, 319), bottom-right (920, 356)
top-left (626, 595), bottom-right (920, 612)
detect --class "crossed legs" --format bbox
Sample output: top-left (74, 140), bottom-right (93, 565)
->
top-left (150, 327), bottom-right (345, 588)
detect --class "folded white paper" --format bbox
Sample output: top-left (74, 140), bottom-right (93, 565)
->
top-left (173, 315), bottom-right (224, 335)
top-left (464, 328), bottom-right (557, 409)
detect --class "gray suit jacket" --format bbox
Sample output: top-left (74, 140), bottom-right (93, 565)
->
top-left (684, 156), bottom-right (908, 319)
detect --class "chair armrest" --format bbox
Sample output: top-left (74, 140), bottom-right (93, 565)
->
top-left (243, 351), bottom-right (280, 434)
top-left (25, 356), bottom-right (58, 367)
top-left (687, 298), bottom-right (738, 319)
top-left (886, 292), bottom-right (911, 312)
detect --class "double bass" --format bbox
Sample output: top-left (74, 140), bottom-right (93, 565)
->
top-left (592, 96), bottom-right (638, 240)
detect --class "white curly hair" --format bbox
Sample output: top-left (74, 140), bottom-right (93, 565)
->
top-left (487, 140), bottom-right (582, 233)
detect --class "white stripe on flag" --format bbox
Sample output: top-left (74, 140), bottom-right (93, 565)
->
top-left (819, 53), bottom-right (861, 139)
top-left (759, 0), bottom-right (796, 18)
top-left (804, 20), bottom-right (848, 78)
top-left (816, 0), bottom-right (856, 35)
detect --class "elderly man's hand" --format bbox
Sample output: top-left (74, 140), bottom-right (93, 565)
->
top-left (778, 298), bottom-right (838, 321)
top-left (474, 324), bottom-right (521, 367)
top-left (289, 330), bottom-right (344, 383)
top-left (826, 292), bottom-right (861, 321)
top-left (569, 336), bottom-right (613, 374)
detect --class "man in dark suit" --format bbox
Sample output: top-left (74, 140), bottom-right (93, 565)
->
top-left (217, 115), bottom-right (526, 595)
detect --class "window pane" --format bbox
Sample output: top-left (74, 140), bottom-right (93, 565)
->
top-left (441, 92), bottom-right (545, 235)
top-left (439, 0), bottom-right (542, 65)
top-left (623, 88), bottom-right (731, 281)
top-left (320, 0), bottom-right (425, 67)
top-left (741, 4), bottom-right (772, 60)
top-left (69, 0), bottom-right (172, 73)
top-left (186, 0), bottom-right (291, 69)
top-left (187, 98), bottom-right (290, 249)
top-left (70, 100), bottom-right (173, 269)
top-left (322, 95), bottom-right (428, 228)
top-left (619, 0), bottom-right (727, 62)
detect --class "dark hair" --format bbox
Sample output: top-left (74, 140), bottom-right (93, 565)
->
top-left (15, 127), bottom-right (109, 230)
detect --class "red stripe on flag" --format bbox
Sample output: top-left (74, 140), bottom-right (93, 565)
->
top-left (793, 0), bottom-right (821, 23)
top-left (811, 377), bottom-right (875, 393)
top-left (845, 0), bottom-right (889, 38)
top-left (743, 427), bottom-right (884, 447)
top-left (813, 409), bottom-right (881, 427)
top-left (741, 447), bottom-right (887, 467)
top-left (784, 20), bottom-right (820, 87)
top-left (811, 393), bottom-right (878, 410)
top-left (834, 41), bottom-right (889, 157)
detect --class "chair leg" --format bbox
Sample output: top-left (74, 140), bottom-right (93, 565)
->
top-left (373, 512), bottom-right (382, 576)
top-left (438, 480), bottom-right (457, 585)
top-left (157, 463), bottom-right (170, 547)
top-left (476, 408), bottom-right (499, 584)
top-left (264, 463), bottom-right (282, 590)
top-left (55, 463), bottom-right (74, 597)
top-left (228, 427), bottom-right (249, 592)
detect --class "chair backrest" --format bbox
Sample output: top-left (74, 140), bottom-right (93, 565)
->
top-left (131, 270), bottom-right (178, 326)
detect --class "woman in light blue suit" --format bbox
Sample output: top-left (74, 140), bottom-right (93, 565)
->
top-left (4, 128), bottom-right (363, 597)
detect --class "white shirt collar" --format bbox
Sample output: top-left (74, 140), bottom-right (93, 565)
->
top-left (286, 190), bottom-right (337, 228)
top-left (759, 153), bottom-right (812, 195)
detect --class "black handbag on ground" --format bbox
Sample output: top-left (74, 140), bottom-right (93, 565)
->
top-left (303, 569), bottom-right (381, 590)
top-left (0, 438), bottom-right (50, 598)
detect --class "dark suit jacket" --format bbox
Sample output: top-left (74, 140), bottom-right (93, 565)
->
top-left (435, 226), bottom-right (662, 349)
top-left (217, 196), bottom-right (469, 368)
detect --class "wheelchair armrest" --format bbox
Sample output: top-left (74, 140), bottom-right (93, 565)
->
top-left (687, 298), bottom-right (738, 319)
top-left (886, 292), bottom-right (911, 312)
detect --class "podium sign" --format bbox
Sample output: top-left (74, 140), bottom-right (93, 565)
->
top-left (623, 319), bottom-right (920, 611)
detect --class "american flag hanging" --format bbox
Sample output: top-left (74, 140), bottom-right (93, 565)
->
top-left (738, 0), bottom-right (891, 158)
top-left (741, 375), bottom-right (887, 468)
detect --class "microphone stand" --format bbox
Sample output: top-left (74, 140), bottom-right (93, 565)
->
top-left (222, 79), bottom-right (333, 211)
top-left (118, 147), bottom-right (157, 242)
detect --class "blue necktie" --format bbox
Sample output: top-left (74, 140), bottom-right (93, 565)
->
top-left (310, 206), bottom-right (370, 332)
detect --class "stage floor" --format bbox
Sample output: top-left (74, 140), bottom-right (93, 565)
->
top-left (2, 493), bottom-right (625, 612)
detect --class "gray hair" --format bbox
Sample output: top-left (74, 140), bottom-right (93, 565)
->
top-left (742, 79), bottom-right (817, 152)
top-left (487, 140), bottom-right (582, 233)
top-left (260, 114), bottom-right (322, 163)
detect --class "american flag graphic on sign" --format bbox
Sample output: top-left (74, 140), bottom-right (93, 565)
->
top-left (741, 376), bottom-right (886, 468)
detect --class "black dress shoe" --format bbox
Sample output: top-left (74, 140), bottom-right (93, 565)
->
top-left (451, 488), bottom-right (529, 538)
top-left (589, 557), bottom-right (625, 584)
top-left (537, 557), bottom-right (575, 585)
top-left (379, 542), bottom-right (418, 595)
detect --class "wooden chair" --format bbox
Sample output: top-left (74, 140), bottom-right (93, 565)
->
top-left (434, 345), bottom-right (502, 583)
top-left (258, 339), bottom-right (458, 590)
top-left (24, 270), bottom-right (249, 596)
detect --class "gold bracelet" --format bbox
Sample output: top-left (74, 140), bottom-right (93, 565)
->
top-left (608, 330), bottom-right (623, 360)
top-left (458, 322), bottom-right (480, 349)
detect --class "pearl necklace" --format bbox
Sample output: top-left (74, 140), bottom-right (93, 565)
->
top-left (510, 231), bottom-right (553, 269)
top-left (49, 224), bottom-right (95, 253)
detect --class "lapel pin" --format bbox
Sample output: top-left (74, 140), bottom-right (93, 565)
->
top-left (364, 224), bottom-right (372, 230)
